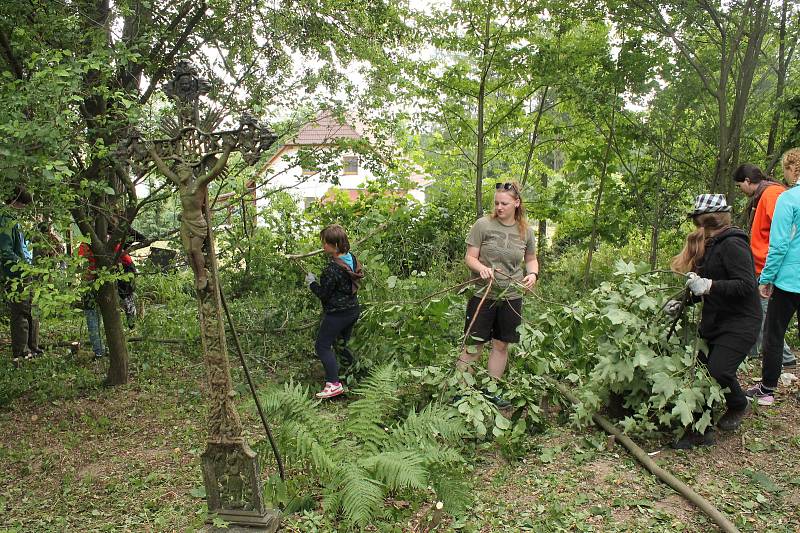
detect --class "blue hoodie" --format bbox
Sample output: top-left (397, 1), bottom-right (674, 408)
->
top-left (759, 185), bottom-right (800, 294)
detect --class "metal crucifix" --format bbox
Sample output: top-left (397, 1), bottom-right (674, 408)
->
top-left (120, 59), bottom-right (279, 530)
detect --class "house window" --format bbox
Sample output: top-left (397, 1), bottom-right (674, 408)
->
top-left (342, 156), bottom-right (359, 175)
top-left (303, 196), bottom-right (317, 209)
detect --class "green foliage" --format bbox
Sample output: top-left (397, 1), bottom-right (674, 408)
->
top-left (0, 352), bottom-right (99, 408)
top-left (407, 365), bottom-right (545, 449)
top-left (258, 365), bottom-right (470, 528)
top-left (351, 274), bottom-right (464, 372)
top-left (305, 185), bottom-right (470, 277)
top-left (518, 260), bottom-right (725, 437)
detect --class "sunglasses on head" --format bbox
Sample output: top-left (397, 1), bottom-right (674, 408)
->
top-left (495, 182), bottom-right (518, 192)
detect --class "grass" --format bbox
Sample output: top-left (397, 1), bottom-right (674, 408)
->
top-left (1, 295), bottom-right (799, 532)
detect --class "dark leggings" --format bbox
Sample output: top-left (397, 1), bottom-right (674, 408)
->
top-left (316, 307), bottom-right (360, 383)
top-left (762, 287), bottom-right (800, 388)
top-left (701, 343), bottom-right (749, 411)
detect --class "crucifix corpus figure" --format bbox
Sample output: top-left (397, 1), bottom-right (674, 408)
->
top-left (146, 139), bottom-right (234, 290)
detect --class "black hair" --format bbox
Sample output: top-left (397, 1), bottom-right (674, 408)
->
top-left (732, 163), bottom-right (767, 184)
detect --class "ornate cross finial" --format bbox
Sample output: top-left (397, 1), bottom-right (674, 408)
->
top-left (164, 59), bottom-right (212, 126)
top-left (164, 59), bottom-right (211, 104)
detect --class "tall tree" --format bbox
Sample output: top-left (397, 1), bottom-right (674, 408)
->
top-left (621, 0), bottom-right (772, 196)
top-left (0, 0), bottom-right (408, 385)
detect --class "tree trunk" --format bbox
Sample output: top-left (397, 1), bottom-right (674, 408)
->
top-left (766, 0), bottom-right (797, 174)
top-left (474, 11), bottom-right (491, 219)
top-left (714, 0), bottom-right (770, 195)
top-left (649, 184), bottom-right (662, 269)
top-left (475, 80), bottom-right (487, 218)
top-left (522, 86), bottom-right (549, 188)
top-left (97, 280), bottom-right (128, 385)
top-left (537, 170), bottom-right (548, 265)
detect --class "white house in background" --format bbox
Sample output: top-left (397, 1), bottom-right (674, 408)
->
top-left (254, 111), bottom-right (429, 218)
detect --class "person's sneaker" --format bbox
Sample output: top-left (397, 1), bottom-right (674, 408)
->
top-left (717, 403), bottom-right (751, 431)
top-left (93, 351), bottom-right (106, 359)
top-left (745, 383), bottom-right (775, 406)
top-left (315, 382), bottom-right (344, 399)
top-left (672, 429), bottom-right (716, 450)
top-left (31, 348), bottom-right (45, 357)
top-left (489, 395), bottom-right (511, 408)
top-left (783, 359), bottom-right (797, 368)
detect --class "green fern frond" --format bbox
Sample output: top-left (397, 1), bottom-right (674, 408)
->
top-left (259, 381), bottom-right (320, 425)
top-left (360, 451), bottom-right (428, 491)
top-left (430, 470), bottom-right (471, 514)
top-left (280, 420), bottom-right (337, 475)
top-left (321, 482), bottom-right (343, 520)
top-left (390, 404), bottom-right (467, 446)
top-left (417, 446), bottom-right (465, 468)
top-left (346, 363), bottom-right (401, 449)
top-left (327, 465), bottom-right (386, 528)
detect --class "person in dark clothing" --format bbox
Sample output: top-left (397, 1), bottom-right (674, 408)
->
top-left (305, 224), bottom-right (364, 399)
top-left (667, 194), bottom-right (761, 448)
top-left (0, 186), bottom-right (41, 362)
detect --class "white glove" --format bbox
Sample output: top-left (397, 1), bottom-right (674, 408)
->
top-left (305, 272), bottom-right (316, 286)
top-left (686, 272), bottom-right (712, 296)
top-left (662, 299), bottom-right (682, 316)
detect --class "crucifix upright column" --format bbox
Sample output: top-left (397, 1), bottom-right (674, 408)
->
top-left (122, 59), bottom-right (279, 529)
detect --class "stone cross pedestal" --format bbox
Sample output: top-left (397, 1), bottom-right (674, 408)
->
top-left (122, 59), bottom-right (279, 530)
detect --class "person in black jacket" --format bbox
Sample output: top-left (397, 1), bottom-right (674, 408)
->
top-left (305, 224), bottom-right (364, 399)
top-left (668, 194), bottom-right (761, 447)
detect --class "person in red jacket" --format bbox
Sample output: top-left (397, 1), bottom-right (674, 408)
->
top-left (78, 240), bottom-right (137, 357)
top-left (733, 163), bottom-right (796, 368)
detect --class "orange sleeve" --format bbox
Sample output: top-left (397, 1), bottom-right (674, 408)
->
top-left (750, 185), bottom-right (785, 275)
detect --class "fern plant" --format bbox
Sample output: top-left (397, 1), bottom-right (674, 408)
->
top-left (259, 364), bottom-right (470, 529)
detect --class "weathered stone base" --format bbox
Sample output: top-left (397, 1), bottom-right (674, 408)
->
top-left (201, 442), bottom-right (280, 531)
top-left (204, 509), bottom-right (281, 532)
top-left (200, 512), bottom-right (281, 533)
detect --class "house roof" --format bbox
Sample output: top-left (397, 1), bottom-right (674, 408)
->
top-left (290, 111), bottom-right (362, 146)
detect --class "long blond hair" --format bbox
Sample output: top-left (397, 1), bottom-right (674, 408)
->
top-left (490, 181), bottom-right (529, 239)
top-left (670, 212), bottom-right (732, 273)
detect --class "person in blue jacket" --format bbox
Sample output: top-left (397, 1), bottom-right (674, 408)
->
top-left (0, 186), bottom-right (40, 362)
top-left (748, 149), bottom-right (800, 406)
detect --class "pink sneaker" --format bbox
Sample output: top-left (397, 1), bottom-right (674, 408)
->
top-left (745, 384), bottom-right (774, 406)
top-left (316, 382), bottom-right (344, 399)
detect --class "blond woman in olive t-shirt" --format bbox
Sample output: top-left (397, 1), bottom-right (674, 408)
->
top-left (458, 181), bottom-right (538, 380)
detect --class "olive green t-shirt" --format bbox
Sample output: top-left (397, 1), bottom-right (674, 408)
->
top-left (466, 216), bottom-right (536, 300)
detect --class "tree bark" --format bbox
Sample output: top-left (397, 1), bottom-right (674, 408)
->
top-left (474, 10), bottom-right (492, 219)
top-left (97, 280), bottom-right (128, 385)
top-left (537, 170), bottom-right (548, 264)
top-left (766, 0), bottom-right (797, 174)
top-left (522, 86), bottom-right (549, 188)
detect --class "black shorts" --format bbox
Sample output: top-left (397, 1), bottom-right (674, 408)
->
top-left (464, 296), bottom-right (523, 344)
